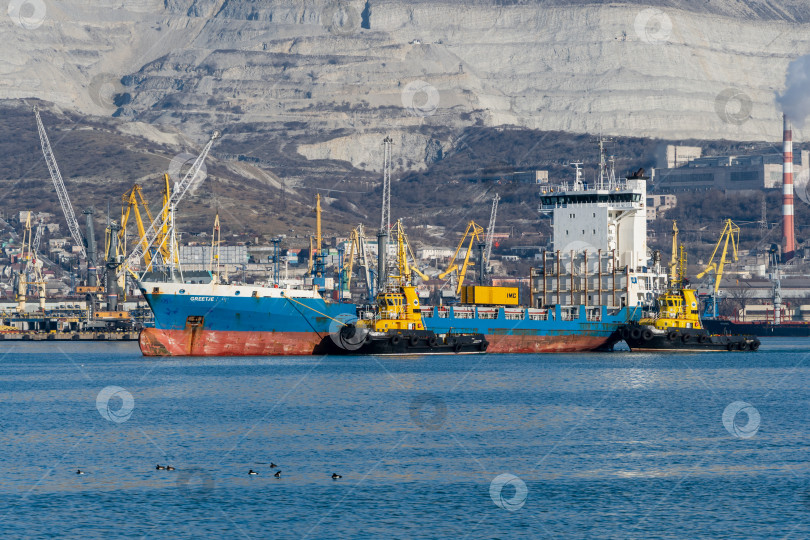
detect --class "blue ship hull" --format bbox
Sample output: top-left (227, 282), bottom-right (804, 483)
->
top-left (138, 282), bottom-right (629, 356)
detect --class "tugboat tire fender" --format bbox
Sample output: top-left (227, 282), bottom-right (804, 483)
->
top-left (408, 336), bottom-right (419, 347)
top-left (667, 331), bottom-right (678, 341)
top-left (681, 333), bottom-right (691, 343)
top-left (751, 340), bottom-right (760, 351)
top-left (630, 328), bottom-right (642, 340)
top-left (620, 327), bottom-right (631, 340)
top-left (727, 342), bottom-right (734, 351)
top-left (740, 341), bottom-right (750, 351)
top-left (390, 335), bottom-right (402, 346)
top-left (641, 329), bottom-right (653, 341)
top-left (479, 340), bottom-right (489, 351)
top-left (698, 335), bottom-right (709, 344)
top-left (453, 343), bottom-right (462, 353)
top-left (428, 337), bottom-right (438, 347)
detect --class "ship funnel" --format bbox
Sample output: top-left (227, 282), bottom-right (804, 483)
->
top-left (782, 114), bottom-right (795, 262)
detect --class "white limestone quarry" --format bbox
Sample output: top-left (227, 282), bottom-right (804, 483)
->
top-left (2, 0), bottom-right (810, 172)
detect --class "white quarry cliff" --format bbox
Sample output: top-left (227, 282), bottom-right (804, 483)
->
top-left (2, 0), bottom-right (809, 172)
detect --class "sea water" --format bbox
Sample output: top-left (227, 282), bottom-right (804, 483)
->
top-left (1, 340), bottom-right (809, 539)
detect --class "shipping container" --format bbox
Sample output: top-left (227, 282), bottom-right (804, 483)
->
top-left (461, 286), bottom-right (519, 305)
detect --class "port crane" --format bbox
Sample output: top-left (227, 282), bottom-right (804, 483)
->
top-left (484, 193), bottom-right (500, 275)
top-left (34, 107), bottom-right (96, 284)
top-left (120, 184), bottom-right (155, 266)
top-left (121, 130), bottom-right (220, 279)
top-left (439, 220), bottom-right (485, 295)
top-left (119, 177), bottom-right (177, 269)
top-left (16, 213), bottom-right (46, 312)
top-left (209, 213), bottom-right (222, 283)
top-left (696, 219), bottom-right (740, 318)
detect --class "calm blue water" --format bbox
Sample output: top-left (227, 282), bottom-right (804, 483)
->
top-left (1, 340), bottom-right (810, 539)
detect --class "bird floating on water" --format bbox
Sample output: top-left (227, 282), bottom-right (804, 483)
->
top-left (248, 469), bottom-right (258, 475)
top-left (270, 462), bottom-right (277, 468)
top-left (274, 470), bottom-right (281, 478)
top-left (166, 466), bottom-right (175, 471)
top-left (156, 465), bottom-right (166, 470)
top-left (76, 469), bottom-right (85, 475)
top-left (332, 473), bottom-right (342, 479)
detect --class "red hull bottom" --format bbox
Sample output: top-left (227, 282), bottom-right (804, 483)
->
top-left (139, 328), bottom-right (611, 357)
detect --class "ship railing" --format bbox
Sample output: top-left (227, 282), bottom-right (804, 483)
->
top-left (559, 307), bottom-right (579, 321)
top-left (453, 308), bottom-right (475, 319)
top-left (585, 307), bottom-right (602, 322)
top-left (504, 308), bottom-right (525, 320)
top-left (477, 308), bottom-right (499, 320)
top-left (437, 307), bottom-right (450, 319)
top-left (527, 308), bottom-right (549, 321)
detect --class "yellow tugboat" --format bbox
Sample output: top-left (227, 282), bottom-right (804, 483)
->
top-left (329, 220), bottom-right (488, 354)
top-left (621, 222), bottom-right (759, 352)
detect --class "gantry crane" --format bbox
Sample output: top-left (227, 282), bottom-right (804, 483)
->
top-left (696, 219), bottom-right (740, 318)
top-left (121, 130), bottom-right (220, 279)
top-left (484, 193), bottom-right (500, 275)
top-left (34, 107), bottom-right (96, 285)
top-left (439, 220), bottom-right (485, 295)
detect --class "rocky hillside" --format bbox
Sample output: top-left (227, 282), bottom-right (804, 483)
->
top-left (2, 0), bottom-right (810, 243)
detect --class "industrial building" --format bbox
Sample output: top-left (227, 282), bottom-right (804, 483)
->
top-left (652, 151), bottom-right (809, 192)
top-left (655, 144), bottom-right (703, 169)
top-left (646, 194), bottom-right (677, 221)
top-left (179, 245), bottom-right (249, 267)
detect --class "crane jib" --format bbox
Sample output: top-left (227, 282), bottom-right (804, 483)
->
top-left (34, 107), bottom-right (87, 261)
top-left (121, 130), bottom-right (220, 278)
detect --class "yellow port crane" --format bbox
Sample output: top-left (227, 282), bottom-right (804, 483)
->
top-left (439, 220), bottom-right (485, 295)
top-left (209, 213), bottom-right (222, 283)
top-left (120, 184), bottom-right (155, 265)
top-left (696, 219), bottom-right (740, 318)
top-left (119, 174), bottom-right (177, 270)
top-left (308, 194), bottom-right (323, 276)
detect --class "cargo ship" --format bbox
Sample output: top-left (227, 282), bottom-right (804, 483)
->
top-left (139, 148), bottom-right (667, 356)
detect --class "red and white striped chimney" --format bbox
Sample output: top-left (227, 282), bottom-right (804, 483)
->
top-left (783, 114), bottom-right (795, 261)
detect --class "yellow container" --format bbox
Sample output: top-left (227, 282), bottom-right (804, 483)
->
top-left (461, 286), bottom-right (519, 305)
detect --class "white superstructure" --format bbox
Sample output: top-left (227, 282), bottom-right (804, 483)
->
top-left (538, 145), bottom-right (666, 307)
top-left (541, 170), bottom-right (648, 270)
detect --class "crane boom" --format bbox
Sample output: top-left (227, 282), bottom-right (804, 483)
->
top-left (439, 220), bottom-right (485, 293)
top-left (696, 219), bottom-right (740, 317)
top-left (484, 193), bottom-right (500, 270)
top-left (32, 219), bottom-right (43, 254)
top-left (34, 107), bottom-right (87, 260)
top-left (696, 219), bottom-right (740, 294)
top-left (122, 130), bottom-right (220, 278)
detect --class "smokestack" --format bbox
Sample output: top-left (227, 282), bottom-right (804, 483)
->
top-left (783, 114), bottom-right (795, 262)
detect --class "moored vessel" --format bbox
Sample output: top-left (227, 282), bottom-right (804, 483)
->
top-left (139, 142), bottom-right (667, 357)
top-left (620, 223), bottom-right (759, 352)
